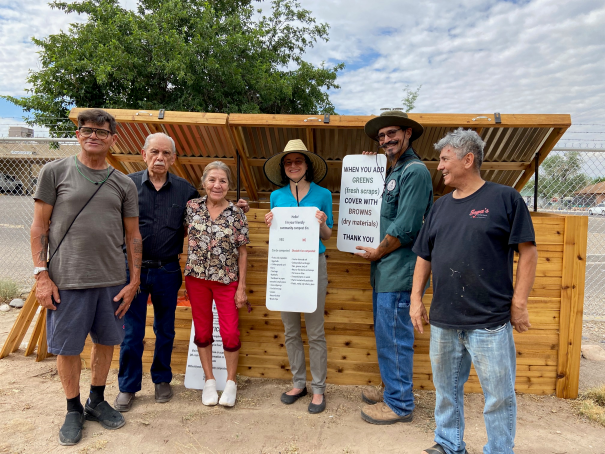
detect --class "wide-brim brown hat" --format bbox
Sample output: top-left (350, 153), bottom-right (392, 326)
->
top-left (263, 139), bottom-right (328, 186)
top-left (364, 110), bottom-right (424, 142)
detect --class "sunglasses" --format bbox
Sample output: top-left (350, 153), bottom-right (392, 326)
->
top-left (283, 158), bottom-right (306, 167)
top-left (78, 127), bottom-right (112, 139)
top-left (376, 127), bottom-right (405, 142)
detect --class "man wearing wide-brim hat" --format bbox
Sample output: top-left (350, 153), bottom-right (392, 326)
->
top-left (355, 110), bottom-right (433, 424)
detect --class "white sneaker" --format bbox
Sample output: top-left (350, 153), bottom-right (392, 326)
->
top-left (218, 380), bottom-right (237, 407)
top-left (202, 379), bottom-right (218, 406)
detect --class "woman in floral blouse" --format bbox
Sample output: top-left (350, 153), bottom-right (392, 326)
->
top-left (184, 161), bottom-right (249, 407)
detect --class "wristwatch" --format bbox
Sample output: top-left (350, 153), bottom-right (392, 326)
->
top-left (33, 267), bottom-right (49, 275)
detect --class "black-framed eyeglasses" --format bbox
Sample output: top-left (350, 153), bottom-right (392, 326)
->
top-left (376, 127), bottom-right (402, 142)
top-left (78, 126), bottom-right (112, 139)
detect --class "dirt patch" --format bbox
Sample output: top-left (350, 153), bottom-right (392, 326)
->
top-left (1, 309), bottom-right (605, 453)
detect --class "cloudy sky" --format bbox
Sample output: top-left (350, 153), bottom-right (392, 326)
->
top-left (1, 0), bottom-right (604, 146)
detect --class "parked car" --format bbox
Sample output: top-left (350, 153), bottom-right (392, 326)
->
top-left (588, 203), bottom-right (605, 215)
top-left (0, 174), bottom-right (24, 195)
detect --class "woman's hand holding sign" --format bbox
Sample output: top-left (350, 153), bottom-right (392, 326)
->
top-left (264, 210), bottom-right (273, 227)
top-left (316, 210), bottom-right (332, 241)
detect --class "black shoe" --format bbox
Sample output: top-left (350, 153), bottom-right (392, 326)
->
top-left (280, 387), bottom-right (308, 405)
top-left (155, 382), bottom-right (173, 403)
top-left (308, 395), bottom-right (326, 414)
top-left (59, 411), bottom-right (84, 446)
top-left (84, 401), bottom-right (126, 430)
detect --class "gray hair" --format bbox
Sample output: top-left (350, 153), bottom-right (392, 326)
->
top-left (201, 161), bottom-right (233, 187)
top-left (434, 128), bottom-right (485, 170)
top-left (143, 132), bottom-right (176, 154)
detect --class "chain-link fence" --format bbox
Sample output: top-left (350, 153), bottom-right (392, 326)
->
top-left (522, 149), bottom-right (605, 319)
top-left (0, 138), bottom-right (79, 292)
top-left (1, 140), bottom-right (604, 318)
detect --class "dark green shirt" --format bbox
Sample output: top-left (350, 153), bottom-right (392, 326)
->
top-left (371, 148), bottom-right (433, 292)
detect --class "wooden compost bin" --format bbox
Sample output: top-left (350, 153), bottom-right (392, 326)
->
top-left (62, 109), bottom-right (588, 398)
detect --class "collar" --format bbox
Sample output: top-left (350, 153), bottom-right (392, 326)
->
top-left (199, 195), bottom-right (234, 213)
top-left (142, 169), bottom-right (172, 188)
top-left (391, 148), bottom-right (417, 172)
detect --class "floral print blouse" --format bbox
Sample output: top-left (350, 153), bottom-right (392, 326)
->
top-left (184, 196), bottom-right (250, 284)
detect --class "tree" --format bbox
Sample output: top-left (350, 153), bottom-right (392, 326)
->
top-left (401, 85), bottom-right (421, 112)
top-left (524, 152), bottom-right (590, 202)
top-left (3, 0), bottom-right (344, 137)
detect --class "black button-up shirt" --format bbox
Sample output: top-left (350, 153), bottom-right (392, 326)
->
top-left (128, 170), bottom-right (199, 261)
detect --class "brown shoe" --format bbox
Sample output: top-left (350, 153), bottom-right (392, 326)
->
top-left (360, 402), bottom-right (413, 425)
top-left (114, 392), bottom-right (135, 412)
top-left (155, 382), bottom-right (173, 403)
top-left (361, 386), bottom-right (384, 405)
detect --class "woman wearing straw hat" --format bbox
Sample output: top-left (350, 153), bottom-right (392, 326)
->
top-left (263, 139), bottom-right (333, 414)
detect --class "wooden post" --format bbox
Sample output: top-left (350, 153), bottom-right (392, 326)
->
top-left (104, 152), bottom-right (129, 174)
top-left (0, 284), bottom-right (38, 358)
top-left (25, 308), bottom-right (45, 357)
top-left (225, 121), bottom-right (259, 201)
top-left (36, 310), bottom-right (49, 362)
top-left (555, 215), bottom-right (588, 398)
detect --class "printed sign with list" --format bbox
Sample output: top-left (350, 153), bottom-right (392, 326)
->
top-left (337, 154), bottom-right (387, 253)
top-left (266, 207), bottom-right (319, 313)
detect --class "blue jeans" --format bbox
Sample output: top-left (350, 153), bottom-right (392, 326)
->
top-left (373, 290), bottom-right (415, 416)
top-left (430, 323), bottom-right (517, 454)
top-left (118, 261), bottom-right (183, 392)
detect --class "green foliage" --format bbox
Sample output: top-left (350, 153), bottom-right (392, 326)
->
top-left (3, 0), bottom-right (344, 137)
top-left (401, 85), bottom-right (422, 112)
top-left (0, 279), bottom-right (19, 302)
top-left (524, 152), bottom-right (589, 201)
top-left (591, 176), bottom-right (605, 184)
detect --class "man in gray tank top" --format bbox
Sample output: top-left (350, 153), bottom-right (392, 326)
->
top-left (31, 108), bottom-right (142, 446)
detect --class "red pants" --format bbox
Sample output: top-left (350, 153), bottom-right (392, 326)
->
top-left (185, 276), bottom-right (241, 352)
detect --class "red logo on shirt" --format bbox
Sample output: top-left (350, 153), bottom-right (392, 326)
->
top-left (469, 208), bottom-right (489, 218)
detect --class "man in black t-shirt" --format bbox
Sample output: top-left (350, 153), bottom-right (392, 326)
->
top-left (410, 128), bottom-right (538, 454)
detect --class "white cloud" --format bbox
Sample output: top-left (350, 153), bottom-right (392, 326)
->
top-left (1, 0), bottom-right (604, 146)
top-left (0, 1), bottom-right (88, 96)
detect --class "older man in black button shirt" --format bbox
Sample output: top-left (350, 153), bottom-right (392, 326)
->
top-left (115, 132), bottom-right (247, 411)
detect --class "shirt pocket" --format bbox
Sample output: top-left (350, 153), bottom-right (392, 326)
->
top-left (170, 204), bottom-right (185, 229)
top-left (382, 182), bottom-right (400, 220)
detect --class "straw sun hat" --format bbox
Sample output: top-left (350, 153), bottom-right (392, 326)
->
top-left (263, 139), bottom-right (328, 186)
top-left (364, 110), bottom-right (424, 142)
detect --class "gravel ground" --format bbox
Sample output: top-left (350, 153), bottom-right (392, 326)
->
top-left (582, 320), bottom-right (605, 345)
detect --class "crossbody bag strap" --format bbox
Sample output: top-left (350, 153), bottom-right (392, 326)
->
top-left (48, 168), bottom-right (116, 265)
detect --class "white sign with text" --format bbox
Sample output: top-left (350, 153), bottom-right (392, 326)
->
top-left (337, 154), bottom-right (387, 253)
top-left (266, 207), bottom-right (319, 313)
top-left (184, 302), bottom-right (227, 391)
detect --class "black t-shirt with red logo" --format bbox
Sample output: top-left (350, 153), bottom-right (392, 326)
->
top-left (412, 181), bottom-right (536, 329)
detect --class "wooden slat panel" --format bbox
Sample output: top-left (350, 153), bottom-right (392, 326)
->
top-left (78, 208), bottom-right (584, 398)
top-left (555, 215), bottom-right (588, 399)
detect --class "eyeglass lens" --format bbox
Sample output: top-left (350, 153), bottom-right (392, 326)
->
top-left (284, 159), bottom-right (305, 167)
top-left (377, 128), bottom-right (401, 141)
top-left (79, 127), bottom-right (110, 139)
